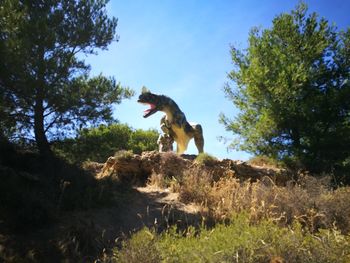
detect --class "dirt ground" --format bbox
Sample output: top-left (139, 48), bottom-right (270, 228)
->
top-left (0, 185), bottom-right (201, 262)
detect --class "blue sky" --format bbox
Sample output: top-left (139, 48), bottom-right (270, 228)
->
top-left (85, 0), bottom-right (350, 160)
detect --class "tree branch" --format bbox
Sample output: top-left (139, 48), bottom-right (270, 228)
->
top-left (44, 114), bottom-right (61, 133)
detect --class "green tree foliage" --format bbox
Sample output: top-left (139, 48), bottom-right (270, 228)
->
top-left (129, 128), bottom-right (161, 155)
top-left (54, 123), bottom-right (159, 163)
top-left (0, 0), bottom-right (133, 156)
top-left (220, 3), bottom-right (350, 172)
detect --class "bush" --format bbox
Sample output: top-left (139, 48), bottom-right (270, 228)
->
top-left (114, 213), bottom-right (350, 263)
top-left (129, 128), bottom-right (160, 155)
top-left (115, 229), bottom-right (161, 263)
top-left (53, 123), bottom-right (159, 163)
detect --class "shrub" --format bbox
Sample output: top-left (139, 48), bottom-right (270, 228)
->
top-left (129, 128), bottom-right (160, 154)
top-left (115, 229), bottom-right (161, 263)
top-left (53, 123), bottom-right (159, 163)
top-left (114, 213), bottom-right (350, 263)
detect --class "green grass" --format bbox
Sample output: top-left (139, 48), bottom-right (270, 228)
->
top-left (114, 212), bottom-right (350, 263)
top-left (194, 153), bottom-right (218, 166)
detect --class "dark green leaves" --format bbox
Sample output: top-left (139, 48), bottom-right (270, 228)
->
top-left (221, 3), bottom-right (350, 172)
top-left (0, 0), bottom-right (132, 155)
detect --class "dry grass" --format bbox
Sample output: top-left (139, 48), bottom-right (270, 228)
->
top-left (149, 163), bottom-right (350, 234)
top-left (147, 152), bottom-right (187, 190)
top-left (58, 219), bottom-right (107, 261)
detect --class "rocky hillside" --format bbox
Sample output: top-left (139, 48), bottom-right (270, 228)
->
top-left (2, 149), bottom-right (350, 262)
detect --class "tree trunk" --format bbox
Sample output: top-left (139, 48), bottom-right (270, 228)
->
top-left (34, 89), bottom-right (52, 158)
top-left (291, 128), bottom-right (300, 148)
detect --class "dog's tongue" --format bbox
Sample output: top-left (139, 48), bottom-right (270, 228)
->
top-left (143, 103), bottom-right (156, 116)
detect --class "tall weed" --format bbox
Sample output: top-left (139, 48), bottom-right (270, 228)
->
top-left (175, 167), bottom-right (350, 233)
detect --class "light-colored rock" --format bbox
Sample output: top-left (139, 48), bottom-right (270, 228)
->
top-left (97, 151), bottom-right (290, 185)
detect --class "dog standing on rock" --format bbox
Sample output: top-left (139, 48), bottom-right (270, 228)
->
top-left (138, 88), bottom-right (204, 154)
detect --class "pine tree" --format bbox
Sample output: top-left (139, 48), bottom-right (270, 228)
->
top-left (221, 3), bottom-right (350, 172)
top-left (0, 0), bottom-right (133, 157)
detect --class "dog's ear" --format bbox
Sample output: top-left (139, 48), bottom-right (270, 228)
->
top-left (141, 86), bottom-right (150, 94)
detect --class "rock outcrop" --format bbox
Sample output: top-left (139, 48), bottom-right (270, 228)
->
top-left (97, 151), bottom-right (291, 185)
